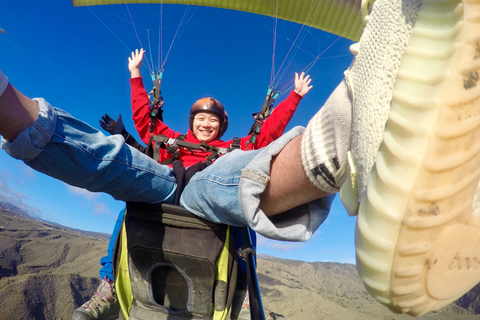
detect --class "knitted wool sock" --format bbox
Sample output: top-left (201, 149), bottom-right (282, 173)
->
top-left (301, 79), bottom-right (353, 193)
top-left (0, 70), bottom-right (8, 96)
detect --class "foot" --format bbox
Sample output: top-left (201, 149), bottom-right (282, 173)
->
top-left (350, 0), bottom-right (480, 316)
top-left (72, 277), bottom-right (120, 320)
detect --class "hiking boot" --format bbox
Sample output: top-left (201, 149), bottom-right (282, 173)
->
top-left (346, 0), bottom-right (480, 316)
top-left (230, 289), bottom-right (285, 320)
top-left (72, 276), bottom-right (120, 320)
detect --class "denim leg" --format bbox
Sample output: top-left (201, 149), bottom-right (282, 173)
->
top-left (99, 207), bottom-right (125, 281)
top-left (181, 127), bottom-right (335, 241)
top-left (1, 98), bottom-right (176, 204)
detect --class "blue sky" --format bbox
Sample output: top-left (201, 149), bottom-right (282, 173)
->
top-left (0, 1), bottom-right (358, 264)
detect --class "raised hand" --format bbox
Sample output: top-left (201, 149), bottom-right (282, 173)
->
top-left (128, 49), bottom-right (145, 78)
top-left (294, 72), bottom-right (313, 97)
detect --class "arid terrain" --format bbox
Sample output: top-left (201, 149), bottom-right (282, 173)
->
top-left (0, 202), bottom-right (479, 320)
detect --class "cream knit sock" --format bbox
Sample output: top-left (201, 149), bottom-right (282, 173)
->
top-left (301, 79), bottom-right (353, 193)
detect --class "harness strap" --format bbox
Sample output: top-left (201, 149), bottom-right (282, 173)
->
top-left (148, 134), bottom-right (232, 164)
top-left (148, 134), bottom-right (242, 205)
top-left (171, 161), bottom-right (186, 205)
top-left (246, 86), bottom-right (279, 147)
top-left (229, 137), bottom-right (242, 152)
top-left (148, 71), bottom-right (164, 133)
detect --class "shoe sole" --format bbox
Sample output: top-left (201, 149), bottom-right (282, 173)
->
top-left (355, 0), bottom-right (480, 316)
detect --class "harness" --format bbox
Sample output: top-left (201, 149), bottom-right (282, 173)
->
top-left (246, 86), bottom-right (280, 147)
top-left (148, 134), bottom-right (242, 205)
top-left (114, 202), bottom-right (237, 320)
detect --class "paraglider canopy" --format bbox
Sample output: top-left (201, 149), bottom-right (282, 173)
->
top-left (71, 0), bottom-right (365, 42)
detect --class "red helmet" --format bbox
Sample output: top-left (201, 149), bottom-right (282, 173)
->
top-left (189, 97), bottom-right (229, 140)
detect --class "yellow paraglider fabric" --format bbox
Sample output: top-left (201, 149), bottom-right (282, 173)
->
top-left (71, 0), bottom-right (364, 41)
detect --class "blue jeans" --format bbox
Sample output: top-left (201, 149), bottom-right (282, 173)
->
top-left (2, 98), bottom-right (334, 241)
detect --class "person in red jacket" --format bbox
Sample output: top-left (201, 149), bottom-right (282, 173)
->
top-left (129, 49), bottom-right (311, 164)
top-left (71, 49), bottom-right (313, 320)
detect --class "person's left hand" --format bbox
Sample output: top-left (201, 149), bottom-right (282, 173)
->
top-left (100, 114), bottom-right (125, 135)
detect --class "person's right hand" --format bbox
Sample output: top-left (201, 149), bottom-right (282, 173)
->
top-left (128, 49), bottom-right (145, 78)
top-left (294, 72), bottom-right (313, 97)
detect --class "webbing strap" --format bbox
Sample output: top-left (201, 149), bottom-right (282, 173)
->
top-left (229, 137), bottom-right (241, 151)
top-left (246, 87), bottom-right (278, 147)
top-left (115, 211), bottom-right (133, 320)
top-left (148, 134), bottom-right (231, 163)
top-left (148, 71), bottom-right (164, 132)
top-left (213, 226), bottom-right (231, 320)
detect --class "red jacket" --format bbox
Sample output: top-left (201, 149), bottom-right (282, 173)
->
top-left (130, 77), bottom-right (302, 167)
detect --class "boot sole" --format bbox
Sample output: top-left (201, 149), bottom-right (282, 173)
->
top-left (355, 0), bottom-right (480, 316)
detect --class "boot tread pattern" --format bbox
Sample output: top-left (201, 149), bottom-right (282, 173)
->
top-left (356, 0), bottom-right (480, 316)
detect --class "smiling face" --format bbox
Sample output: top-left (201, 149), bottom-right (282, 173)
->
top-left (192, 112), bottom-right (221, 143)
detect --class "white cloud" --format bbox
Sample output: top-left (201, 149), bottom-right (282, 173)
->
top-left (0, 172), bottom-right (29, 201)
top-left (65, 185), bottom-right (100, 202)
top-left (341, 257), bottom-right (356, 265)
top-left (93, 202), bottom-right (114, 217)
top-left (65, 184), bottom-right (115, 218)
top-left (0, 172), bottom-right (43, 218)
top-left (1, 162), bottom-right (36, 187)
top-left (20, 165), bottom-right (36, 179)
top-left (257, 235), bottom-right (305, 251)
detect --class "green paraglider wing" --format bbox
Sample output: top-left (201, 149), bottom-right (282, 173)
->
top-left (71, 0), bottom-right (365, 42)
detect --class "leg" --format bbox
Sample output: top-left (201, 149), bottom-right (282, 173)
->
top-left (259, 135), bottom-right (329, 216)
top-left (261, 78), bottom-right (353, 216)
top-left (0, 74), bottom-right (39, 142)
top-left (181, 79), bottom-right (351, 240)
top-left (181, 127), bottom-right (336, 241)
top-left (0, 75), bottom-right (177, 204)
